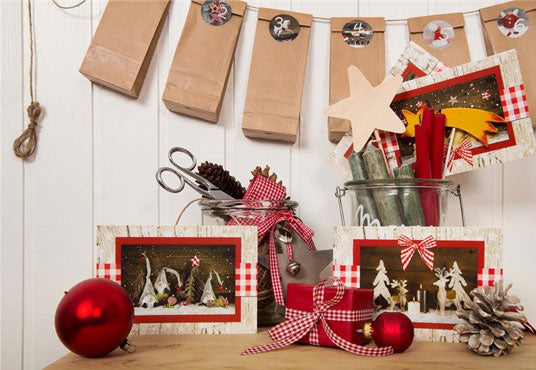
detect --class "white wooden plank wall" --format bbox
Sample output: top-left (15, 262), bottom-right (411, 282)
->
top-left (2, 0), bottom-right (535, 368)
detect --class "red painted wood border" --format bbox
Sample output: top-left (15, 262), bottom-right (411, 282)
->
top-left (115, 237), bottom-right (242, 323)
top-left (352, 238), bottom-right (485, 330)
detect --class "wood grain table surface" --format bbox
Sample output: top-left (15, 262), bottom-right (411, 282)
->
top-left (47, 332), bottom-right (536, 369)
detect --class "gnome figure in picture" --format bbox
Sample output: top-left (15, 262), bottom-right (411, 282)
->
top-left (426, 22), bottom-right (449, 48)
top-left (498, 9), bottom-right (525, 37)
top-left (200, 270), bottom-right (224, 306)
top-left (154, 268), bottom-right (171, 297)
top-left (164, 267), bottom-right (183, 306)
top-left (138, 253), bottom-right (158, 308)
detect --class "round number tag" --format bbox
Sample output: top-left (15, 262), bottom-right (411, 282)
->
top-left (269, 14), bottom-right (300, 42)
top-left (423, 20), bottom-right (454, 50)
top-left (498, 7), bottom-right (530, 38)
top-left (201, 0), bottom-right (232, 26)
top-left (342, 20), bottom-right (373, 48)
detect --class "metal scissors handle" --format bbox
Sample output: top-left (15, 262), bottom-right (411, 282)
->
top-left (155, 147), bottom-right (232, 199)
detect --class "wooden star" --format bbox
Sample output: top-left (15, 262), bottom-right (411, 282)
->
top-left (325, 65), bottom-right (405, 152)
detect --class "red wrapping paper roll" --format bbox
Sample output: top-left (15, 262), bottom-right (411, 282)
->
top-left (415, 124), bottom-right (439, 226)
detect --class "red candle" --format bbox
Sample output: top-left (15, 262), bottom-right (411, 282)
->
top-left (431, 113), bottom-right (446, 179)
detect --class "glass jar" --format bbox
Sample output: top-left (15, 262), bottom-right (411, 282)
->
top-left (335, 179), bottom-right (465, 227)
top-left (199, 199), bottom-right (298, 326)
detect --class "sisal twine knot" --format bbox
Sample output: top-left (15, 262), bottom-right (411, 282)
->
top-left (13, 101), bottom-right (41, 159)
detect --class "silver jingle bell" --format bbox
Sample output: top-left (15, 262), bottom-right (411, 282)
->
top-left (274, 223), bottom-right (293, 244)
top-left (286, 259), bottom-right (301, 277)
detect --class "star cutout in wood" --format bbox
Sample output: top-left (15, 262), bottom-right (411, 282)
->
top-left (324, 65), bottom-right (405, 152)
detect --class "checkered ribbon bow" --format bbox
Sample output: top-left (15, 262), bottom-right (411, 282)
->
top-left (230, 175), bottom-right (315, 306)
top-left (447, 139), bottom-right (473, 171)
top-left (399, 235), bottom-right (436, 271)
top-left (242, 277), bottom-right (394, 356)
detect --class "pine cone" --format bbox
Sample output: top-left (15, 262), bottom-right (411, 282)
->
top-left (454, 281), bottom-right (527, 356)
top-left (197, 161), bottom-right (246, 199)
top-left (251, 165), bottom-right (283, 185)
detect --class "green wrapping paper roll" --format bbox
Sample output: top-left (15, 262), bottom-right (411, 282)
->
top-left (362, 142), bottom-right (404, 226)
top-left (348, 151), bottom-right (380, 225)
top-left (394, 164), bottom-right (426, 226)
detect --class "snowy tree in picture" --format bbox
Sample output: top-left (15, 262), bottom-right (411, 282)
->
top-left (372, 259), bottom-right (392, 308)
top-left (448, 261), bottom-right (471, 310)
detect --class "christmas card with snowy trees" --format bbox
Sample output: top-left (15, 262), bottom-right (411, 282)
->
top-left (333, 226), bottom-right (503, 342)
top-left (95, 225), bottom-right (258, 334)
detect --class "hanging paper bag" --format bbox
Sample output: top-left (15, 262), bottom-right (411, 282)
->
top-left (242, 8), bottom-right (312, 143)
top-left (162, 0), bottom-right (247, 122)
top-left (407, 13), bottom-right (470, 67)
top-left (480, 1), bottom-right (536, 126)
top-left (79, 0), bottom-right (170, 98)
top-left (329, 17), bottom-right (386, 143)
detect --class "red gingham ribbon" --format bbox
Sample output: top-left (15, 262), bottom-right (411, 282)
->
top-left (242, 277), bottom-right (394, 356)
top-left (477, 267), bottom-right (503, 287)
top-left (229, 175), bottom-right (315, 306)
top-left (500, 84), bottom-right (530, 122)
top-left (332, 265), bottom-right (360, 288)
top-left (235, 263), bottom-right (257, 297)
top-left (399, 235), bottom-right (436, 271)
top-left (447, 139), bottom-right (473, 171)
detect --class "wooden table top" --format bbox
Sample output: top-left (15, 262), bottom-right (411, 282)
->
top-left (47, 332), bottom-right (536, 369)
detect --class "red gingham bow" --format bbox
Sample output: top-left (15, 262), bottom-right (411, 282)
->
top-left (242, 277), bottom-right (394, 356)
top-left (447, 139), bottom-right (473, 171)
top-left (399, 235), bottom-right (436, 271)
top-left (229, 175), bottom-right (315, 306)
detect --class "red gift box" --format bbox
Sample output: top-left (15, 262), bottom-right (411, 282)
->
top-left (285, 283), bottom-right (374, 348)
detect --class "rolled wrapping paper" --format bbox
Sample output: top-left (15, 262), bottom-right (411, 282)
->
top-left (362, 142), bottom-right (404, 226)
top-left (415, 125), bottom-right (439, 226)
top-left (348, 151), bottom-right (380, 225)
top-left (431, 113), bottom-right (446, 179)
top-left (421, 108), bottom-right (435, 156)
top-left (394, 164), bottom-right (426, 226)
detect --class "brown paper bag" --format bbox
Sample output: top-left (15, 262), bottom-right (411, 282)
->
top-left (480, 1), bottom-right (536, 126)
top-left (407, 13), bottom-right (470, 67)
top-left (80, 0), bottom-right (170, 98)
top-left (242, 8), bottom-right (312, 143)
top-left (329, 17), bottom-right (386, 143)
top-left (162, 0), bottom-right (247, 122)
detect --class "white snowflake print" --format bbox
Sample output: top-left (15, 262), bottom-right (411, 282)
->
top-left (481, 90), bottom-right (491, 100)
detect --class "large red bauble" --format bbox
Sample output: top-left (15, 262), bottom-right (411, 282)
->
top-left (372, 312), bottom-right (414, 353)
top-left (55, 278), bottom-right (134, 358)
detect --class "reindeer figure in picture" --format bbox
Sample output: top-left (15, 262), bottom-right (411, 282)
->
top-left (433, 267), bottom-right (456, 315)
top-left (389, 279), bottom-right (408, 311)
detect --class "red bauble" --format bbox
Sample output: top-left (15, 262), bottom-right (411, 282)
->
top-left (370, 312), bottom-right (414, 353)
top-left (55, 278), bottom-right (134, 358)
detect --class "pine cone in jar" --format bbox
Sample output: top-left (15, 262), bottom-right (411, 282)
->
top-left (454, 281), bottom-right (527, 357)
top-left (196, 161), bottom-right (246, 199)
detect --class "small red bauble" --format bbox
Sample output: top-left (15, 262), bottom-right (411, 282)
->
top-left (366, 312), bottom-right (414, 353)
top-left (218, 285), bottom-right (223, 291)
top-left (55, 278), bottom-right (134, 358)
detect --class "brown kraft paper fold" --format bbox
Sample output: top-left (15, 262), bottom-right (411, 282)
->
top-left (329, 17), bottom-right (386, 143)
top-left (163, 0), bottom-right (247, 123)
top-left (242, 8), bottom-right (312, 143)
top-left (80, 0), bottom-right (170, 98)
top-left (480, 1), bottom-right (536, 127)
top-left (407, 13), bottom-right (470, 67)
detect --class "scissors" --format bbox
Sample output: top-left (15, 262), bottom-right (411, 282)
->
top-left (155, 147), bottom-right (233, 200)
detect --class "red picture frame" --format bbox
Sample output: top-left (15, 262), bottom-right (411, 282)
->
top-left (115, 237), bottom-right (242, 324)
top-left (393, 65), bottom-right (516, 156)
top-left (353, 238), bottom-right (485, 330)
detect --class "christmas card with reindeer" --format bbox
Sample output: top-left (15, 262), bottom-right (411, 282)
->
top-left (333, 226), bottom-right (503, 342)
top-left (390, 49), bottom-right (535, 175)
top-left (95, 225), bottom-right (258, 335)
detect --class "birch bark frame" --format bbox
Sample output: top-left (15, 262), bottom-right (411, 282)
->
top-left (96, 225), bottom-right (257, 335)
top-left (395, 50), bottom-right (536, 175)
top-left (333, 226), bottom-right (503, 342)
top-left (388, 41), bottom-right (444, 80)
